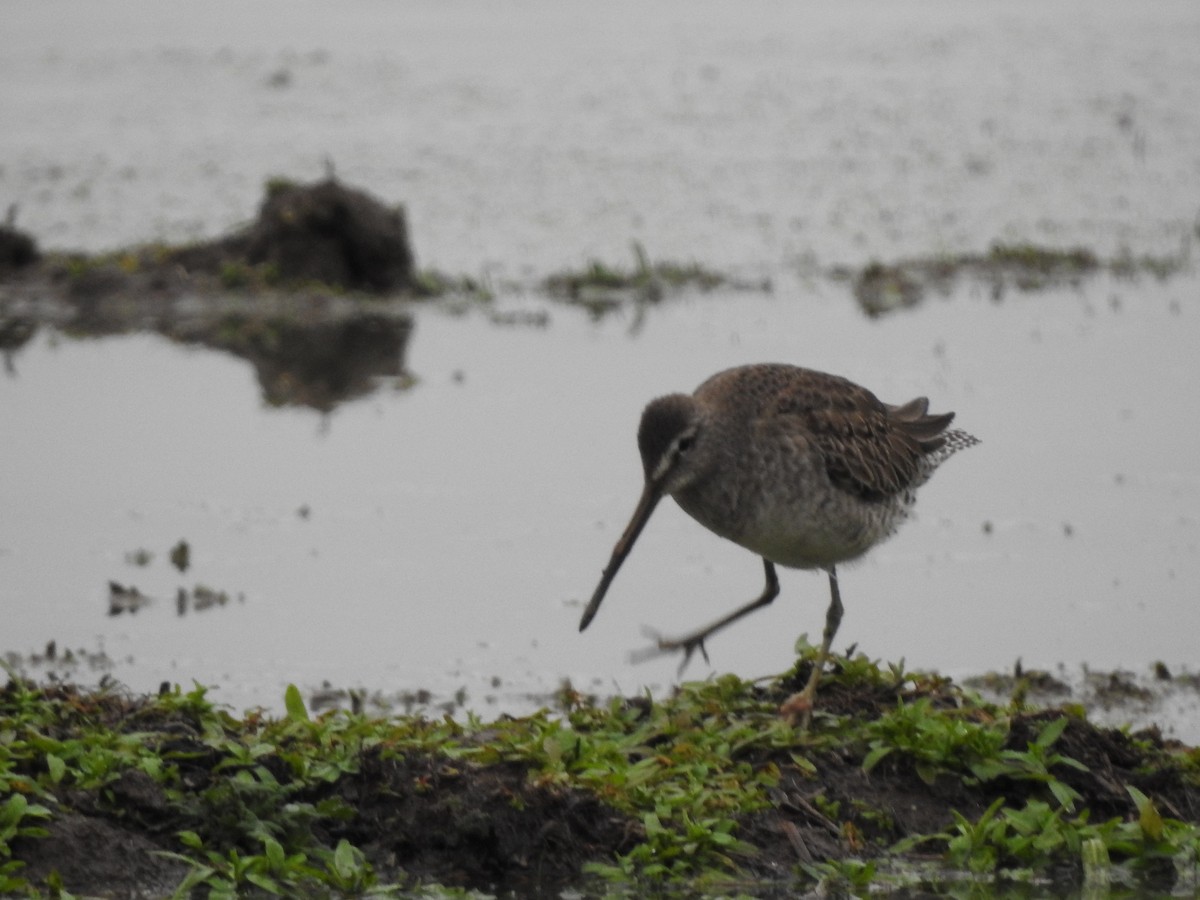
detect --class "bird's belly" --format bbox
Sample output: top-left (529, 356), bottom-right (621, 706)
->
top-left (701, 492), bottom-right (904, 571)
top-left (741, 525), bottom-right (868, 570)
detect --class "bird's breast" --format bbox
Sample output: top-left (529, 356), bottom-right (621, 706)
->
top-left (673, 472), bottom-right (911, 571)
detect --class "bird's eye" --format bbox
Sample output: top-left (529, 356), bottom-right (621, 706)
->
top-left (677, 434), bottom-right (695, 453)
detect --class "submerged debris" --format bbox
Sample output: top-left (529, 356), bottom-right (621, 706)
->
top-left (106, 581), bottom-right (152, 616)
top-left (175, 584), bottom-right (243, 616)
top-left (0, 215), bottom-right (40, 273)
top-left (2, 641), bottom-right (116, 679)
top-left (963, 660), bottom-right (1200, 737)
top-left (169, 539), bottom-right (190, 574)
top-left (124, 548), bottom-right (154, 567)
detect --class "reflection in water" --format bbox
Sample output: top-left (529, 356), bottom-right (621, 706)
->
top-left (0, 316), bottom-right (37, 375)
top-left (1, 177), bottom-right (421, 409)
top-left (171, 312), bottom-right (413, 412)
top-left (1, 308), bottom-right (413, 412)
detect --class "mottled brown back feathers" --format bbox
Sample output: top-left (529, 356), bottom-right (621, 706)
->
top-left (697, 364), bottom-right (973, 503)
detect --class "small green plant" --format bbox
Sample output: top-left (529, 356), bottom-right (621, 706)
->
top-left (899, 786), bottom-right (1200, 881)
top-left (847, 240), bottom-right (1192, 316)
top-left (163, 832), bottom-right (336, 897)
top-left (987, 242), bottom-right (1099, 274)
top-left (316, 839), bottom-right (379, 894)
top-left (862, 697), bottom-right (1007, 784)
top-left (219, 262), bottom-right (251, 289)
top-left (411, 269), bottom-right (491, 300)
top-left (0, 793), bottom-right (53, 892)
top-left (263, 176), bottom-right (299, 199)
top-left (801, 857), bottom-right (878, 894)
top-left (967, 717), bottom-right (1088, 811)
top-left (523, 675), bottom-right (794, 881)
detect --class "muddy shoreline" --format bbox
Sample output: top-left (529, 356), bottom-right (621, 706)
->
top-left (5, 663), bottom-right (1200, 898)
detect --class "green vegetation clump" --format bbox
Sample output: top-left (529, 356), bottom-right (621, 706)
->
top-left (263, 176), bottom-right (301, 200)
top-left (543, 242), bottom-right (762, 319)
top-left (845, 240), bottom-right (1192, 316)
top-left (3, 648), bottom-right (1200, 897)
top-left (410, 269), bottom-right (493, 302)
top-left (986, 241), bottom-right (1100, 275)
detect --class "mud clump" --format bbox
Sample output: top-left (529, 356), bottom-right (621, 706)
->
top-left (19, 812), bottom-right (191, 898)
top-left (337, 753), bottom-right (637, 893)
top-left (162, 177), bottom-right (417, 294)
top-left (0, 178), bottom-right (421, 411)
top-left (242, 178), bottom-right (416, 293)
top-left (0, 222), bottom-right (40, 272)
top-left (2, 176), bottom-right (421, 306)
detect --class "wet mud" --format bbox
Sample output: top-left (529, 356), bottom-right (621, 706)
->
top-left (6, 673), bottom-right (1199, 898)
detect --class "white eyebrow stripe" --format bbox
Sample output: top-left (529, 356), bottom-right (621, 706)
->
top-left (650, 426), bottom-right (698, 484)
top-left (651, 451), bottom-right (674, 482)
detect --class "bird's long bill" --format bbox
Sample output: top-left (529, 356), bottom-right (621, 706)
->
top-left (578, 483), bottom-right (662, 632)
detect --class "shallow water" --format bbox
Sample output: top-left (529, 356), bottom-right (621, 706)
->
top-left (3, 1), bottom-right (1200, 737)
top-left (4, 275), bottom-right (1199, 731)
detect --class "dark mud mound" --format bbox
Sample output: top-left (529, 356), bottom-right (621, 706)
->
top-left (3, 177), bottom-right (419, 306)
top-left (250, 178), bottom-right (415, 292)
top-left (336, 752), bottom-right (636, 893)
top-left (172, 178), bottom-right (417, 294)
top-left (0, 179), bottom-right (419, 411)
top-left (19, 811), bottom-right (190, 900)
top-left (0, 222), bottom-right (40, 272)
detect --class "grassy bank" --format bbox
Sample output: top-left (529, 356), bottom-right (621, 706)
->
top-left (4, 647), bottom-right (1200, 897)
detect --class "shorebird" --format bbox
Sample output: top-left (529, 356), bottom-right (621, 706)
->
top-left (578, 363), bottom-right (978, 726)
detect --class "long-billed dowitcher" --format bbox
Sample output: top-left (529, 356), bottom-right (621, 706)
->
top-left (578, 363), bottom-right (978, 726)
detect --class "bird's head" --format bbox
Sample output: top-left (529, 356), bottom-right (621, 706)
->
top-left (578, 393), bottom-right (709, 632)
top-left (637, 393), bottom-right (708, 497)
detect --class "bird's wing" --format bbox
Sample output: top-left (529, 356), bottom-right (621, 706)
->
top-left (771, 372), bottom-right (952, 502)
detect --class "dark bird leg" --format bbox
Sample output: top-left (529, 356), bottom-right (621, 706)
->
top-left (632, 558), bottom-right (780, 672)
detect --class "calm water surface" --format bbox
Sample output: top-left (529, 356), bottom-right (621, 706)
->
top-left (2, 0), bottom-right (1199, 737)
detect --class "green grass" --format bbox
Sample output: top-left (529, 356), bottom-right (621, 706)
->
top-left (4, 648), bottom-right (1200, 897)
top-left (846, 240), bottom-right (1193, 315)
top-left (541, 242), bottom-right (755, 319)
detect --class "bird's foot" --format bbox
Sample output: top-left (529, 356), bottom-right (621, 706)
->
top-left (779, 689), bottom-right (815, 730)
top-left (629, 626), bottom-right (711, 675)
